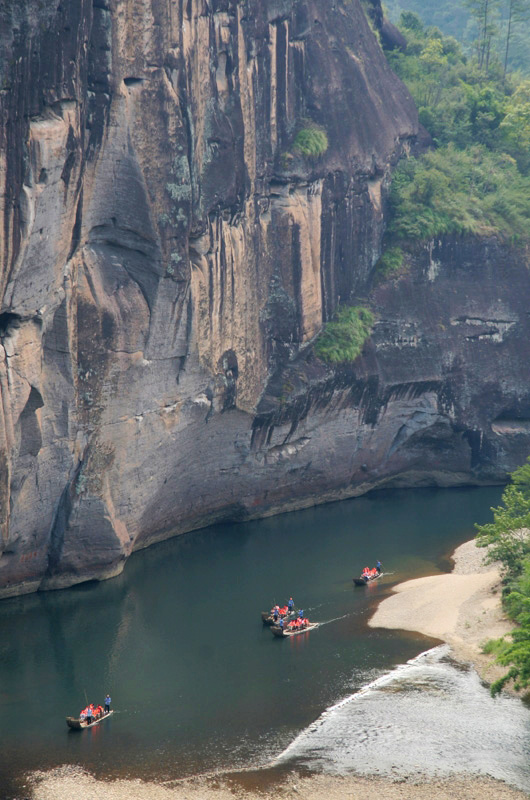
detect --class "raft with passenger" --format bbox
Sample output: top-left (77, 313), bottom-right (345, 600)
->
top-left (353, 565), bottom-right (384, 586)
top-left (66, 701), bottom-right (113, 730)
top-left (270, 616), bottom-right (318, 637)
top-left (261, 602), bottom-right (295, 625)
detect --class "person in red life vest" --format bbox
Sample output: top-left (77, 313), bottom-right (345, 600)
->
top-left (303, 618), bottom-right (309, 627)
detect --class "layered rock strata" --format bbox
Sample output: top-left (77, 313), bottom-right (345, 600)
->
top-left (0, 0), bottom-right (527, 597)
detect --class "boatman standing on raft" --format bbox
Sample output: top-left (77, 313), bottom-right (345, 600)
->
top-left (376, 561), bottom-right (382, 575)
top-left (104, 694), bottom-right (111, 714)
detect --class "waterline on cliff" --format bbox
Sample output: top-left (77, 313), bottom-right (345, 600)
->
top-left (273, 645), bottom-right (530, 792)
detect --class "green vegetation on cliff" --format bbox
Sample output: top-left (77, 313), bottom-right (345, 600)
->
top-left (375, 245), bottom-right (404, 278)
top-left (476, 457), bottom-right (530, 695)
top-left (383, 9), bottom-right (530, 244)
top-left (389, 145), bottom-right (530, 241)
top-left (293, 125), bottom-right (329, 158)
top-left (314, 306), bottom-right (374, 363)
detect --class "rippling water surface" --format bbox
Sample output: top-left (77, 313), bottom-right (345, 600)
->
top-left (2, 486), bottom-right (529, 797)
top-left (276, 646), bottom-right (530, 792)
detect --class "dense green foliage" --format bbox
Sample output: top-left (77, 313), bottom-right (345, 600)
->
top-left (476, 459), bottom-right (530, 571)
top-left (385, 0), bottom-right (530, 74)
top-left (389, 145), bottom-right (530, 241)
top-left (293, 127), bottom-right (329, 157)
top-left (314, 306), bottom-right (374, 363)
top-left (382, 11), bottom-right (530, 243)
top-left (476, 458), bottom-right (530, 695)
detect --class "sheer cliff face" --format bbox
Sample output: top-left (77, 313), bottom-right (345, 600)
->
top-left (0, 1), bottom-right (526, 597)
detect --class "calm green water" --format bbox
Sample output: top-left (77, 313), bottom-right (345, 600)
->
top-left (0, 487), bottom-right (504, 796)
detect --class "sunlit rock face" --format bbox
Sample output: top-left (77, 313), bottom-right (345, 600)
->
top-left (0, 0), bottom-right (527, 597)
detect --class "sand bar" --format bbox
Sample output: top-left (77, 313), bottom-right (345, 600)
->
top-left (369, 538), bottom-right (514, 683)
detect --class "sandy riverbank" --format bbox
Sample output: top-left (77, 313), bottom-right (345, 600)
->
top-left (28, 764), bottom-right (530, 800)
top-left (29, 540), bottom-right (529, 800)
top-left (369, 538), bottom-right (513, 686)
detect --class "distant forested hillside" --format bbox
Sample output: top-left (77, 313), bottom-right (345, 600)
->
top-left (374, 3), bottom-right (530, 273)
top-left (384, 0), bottom-right (530, 74)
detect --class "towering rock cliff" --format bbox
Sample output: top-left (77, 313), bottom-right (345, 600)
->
top-left (0, 0), bottom-right (528, 597)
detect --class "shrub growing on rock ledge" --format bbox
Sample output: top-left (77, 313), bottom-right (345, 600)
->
top-left (293, 125), bottom-right (328, 158)
top-left (375, 245), bottom-right (404, 278)
top-left (314, 306), bottom-right (374, 364)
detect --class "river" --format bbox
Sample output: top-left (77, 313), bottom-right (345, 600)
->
top-left (1, 486), bottom-right (529, 798)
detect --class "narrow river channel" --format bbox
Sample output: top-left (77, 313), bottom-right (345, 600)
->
top-left (1, 486), bottom-right (529, 797)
